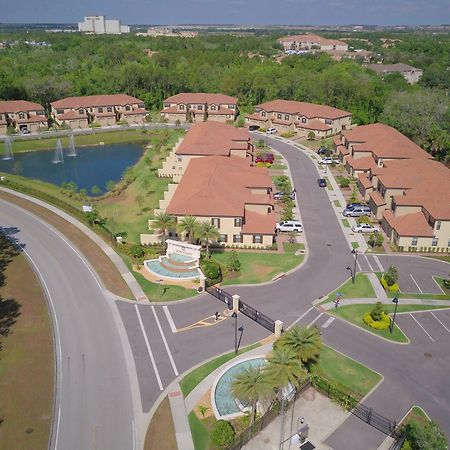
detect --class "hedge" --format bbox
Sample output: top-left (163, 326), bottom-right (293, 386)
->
top-left (363, 311), bottom-right (391, 330)
top-left (380, 276), bottom-right (400, 293)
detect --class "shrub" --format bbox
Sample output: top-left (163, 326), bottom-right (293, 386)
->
top-left (307, 131), bottom-right (315, 140)
top-left (384, 265), bottom-right (399, 287)
top-left (368, 232), bottom-right (384, 248)
top-left (363, 311), bottom-right (391, 330)
top-left (339, 177), bottom-right (350, 188)
top-left (380, 277), bottom-right (400, 292)
top-left (256, 139), bottom-right (266, 148)
top-left (211, 420), bottom-right (235, 448)
top-left (226, 251), bottom-right (241, 272)
top-left (202, 259), bottom-right (222, 285)
top-left (370, 301), bottom-right (384, 321)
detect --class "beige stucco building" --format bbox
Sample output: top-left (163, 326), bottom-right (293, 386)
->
top-left (246, 99), bottom-right (352, 138)
top-left (364, 63), bottom-right (423, 84)
top-left (334, 123), bottom-right (450, 252)
top-left (278, 34), bottom-right (348, 52)
top-left (0, 100), bottom-right (47, 134)
top-left (50, 94), bottom-right (147, 129)
top-left (161, 93), bottom-right (238, 123)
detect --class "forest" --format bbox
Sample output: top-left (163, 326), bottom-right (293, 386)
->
top-left (0, 30), bottom-right (449, 161)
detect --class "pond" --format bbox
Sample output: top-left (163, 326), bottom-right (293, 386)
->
top-left (0, 142), bottom-right (144, 194)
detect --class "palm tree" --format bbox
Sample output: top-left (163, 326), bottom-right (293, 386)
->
top-left (196, 222), bottom-right (220, 257)
top-left (231, 365), bottom-right (274, 425)
top-left (265, 347), bottom-right (306, 399)
top-left (177, 216), bottom-right (198, 244)
top-left (153, 212), bottom-right (175, 248)
top-left (277, 325), bottom-right (322, 371)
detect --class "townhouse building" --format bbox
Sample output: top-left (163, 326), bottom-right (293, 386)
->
top-left (278, 34), bottom-right (348, 52)
top-left (51, 94), bottom-right (147, 129)
top-left (0, 100), bottom-right (47, 135)
top-left (161, 93), bottom-right (238, 123)
top-left (334, 123), bottom-right (450, 252)
top-left (246, 99), bottom-right (352, 138)
top-left (364, 63), bottom-right (423, 84)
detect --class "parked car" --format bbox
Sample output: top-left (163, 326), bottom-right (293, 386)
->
top-left (275, 220), bottom-right (303, 233)
top-left (346, 202), bottom-right (365, 210)
top-left (255, 152), bottom-right (274, 164)
top-left (352, 223), bottom-right (380, 233)
top-left (317, 147), bottom-right (328, 155)
top-left (318, 178), bottom-right (327, 187)
top-left (20, 128), bottom-right (31, 134)
top-left (343, 206), bottom-right (371, 217)
top-left (318, 157), bottom-right (340, 165)
top-left (249, 125), bottom-right (260, 131)
top-left (266, 127), bottom-right (277, 134)
top-left (273, 190), bottom-right (296, 200)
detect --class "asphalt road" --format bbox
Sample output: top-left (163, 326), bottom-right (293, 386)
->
top-left (1, 200), bottom-right (136, 450)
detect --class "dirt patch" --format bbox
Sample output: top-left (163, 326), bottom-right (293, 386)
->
top-left (144, 397), bottom-right (177, 450)
top-left (0, 190), bottom-right (133, 299)
top-left (248, 262), bottom-right (273, 279)
top-left (194, 388), bottom-right (214, 419)
top-left (0, 236), bottom-right (54, 449)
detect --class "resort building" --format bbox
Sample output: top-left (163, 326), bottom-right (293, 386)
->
top-left (161, 93), bottom-right (238, 123)
top-left (0, 100), bottom-right (47, 135)
top-left (158, 121), bottom-right (253, 181)
top-left (246, 99), bottom-right (352, 138)
top-left (334, 123), bottom-right (450, 252)
top-left (78, 15), bottom-right (130, 34)
top-left (364, 63), bottom-right (423, 84)
top-left (278, 34), bottom-right (348, 52)
top-left (51, 94), bottom-right (147, 129)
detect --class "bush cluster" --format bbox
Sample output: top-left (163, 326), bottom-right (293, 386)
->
top-left (380, 277), bottom-right (400, 292)
top-left (201, 259), bottom-right (222, 285)
top-left (363, 311), bottom-right (391, 330)
top-left (211, 420), bottom-right (235, 447)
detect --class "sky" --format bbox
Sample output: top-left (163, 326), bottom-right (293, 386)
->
top-left (1, 0), bottom-right (449, 25)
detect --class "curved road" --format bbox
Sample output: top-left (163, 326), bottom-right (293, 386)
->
top-left (1, 200), bottom-right (136, 450)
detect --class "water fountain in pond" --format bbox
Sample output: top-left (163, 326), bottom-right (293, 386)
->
top-left (2, 137), bottom-right (14, 160)
top-left (52, 139), bottom-right (64, 164)
top-left (67, 134), bottom-right (77, 157)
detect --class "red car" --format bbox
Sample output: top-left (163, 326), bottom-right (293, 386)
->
top-left (255, 152), bottom-right (274, 164)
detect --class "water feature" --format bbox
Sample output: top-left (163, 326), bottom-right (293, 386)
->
top-left (52, 139), bottom-right (64, 164)
top-left (2, 137), bottom-right (13, 161)
top-left (67, 134), bottom-right (77, 157)
top-left (0, 142), bottom-right (144, 195)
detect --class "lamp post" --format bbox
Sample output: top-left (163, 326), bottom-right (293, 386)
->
top-left (351, 248), bottom-right (358, 283)
top-left (346, 266), bottom-right (353, 283)
top-left (390, 297), bottom-right (399, 334)
top-left (232, 311), bottom-right (238, 354)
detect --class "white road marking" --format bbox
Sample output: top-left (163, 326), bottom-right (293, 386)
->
top-left (289, 306), bottom-right (314, 329)
top-left (363, 255), bottom-right (374, 272)
top-left (134, 305), bottom-right (163, 390)
top-left (163, 306), bottom-right (178, 333)
top-left (373, 256), bottom-right (384, 272)
top-left (356, 260), bottom-right (362, 272)
top-left (151, 306), bottom-right (179, 376)
top-left (409, 274), bottom-right (423, 293)
top-left (410, 314), bottom-right (435, 342)
top-left (321, 317), bottom-right (335, 329)
top-left (307, 312), bottom-right (324, 328)
top-left (431, 312), bottom-right (450, 333)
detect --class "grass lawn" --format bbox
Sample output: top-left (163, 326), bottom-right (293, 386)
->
top-left (324, 273), bottom-right (376, 302)
top-left (271, 163), bottom-right (286, 170)
top-left (180, 343), bottom-right (261, 398)
top-left (402, 406), bottom-right (430, 427)
top-left (312, 346), bottom-right (381, 399)
top-left (189, 412), bottom-right (213, 450)
top-left (351, 242), bottom-right (359, 249)
top-left (0, 236), bottom-right (53, 449)
top-left (334, 200), bottom-right (341, 208)
top-left (144, 397), bottom-right (177, 450)
top-left (424, 255), bottom-right (450, 263)
top-left (212, 248), bottom-right (303, 285)
top-left (331, 304), bottom-right (450, 343)
top-left (301, 137), bottom-right (333, 151)
top-left (9, 129), bottom-right (150, 153)
top-left (342, 218), bottom-right (350, 228)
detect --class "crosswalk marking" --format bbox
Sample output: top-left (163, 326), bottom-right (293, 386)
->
top-left (321, 317), bottom-right (335, 329)
top-left (307, 312), bottom-right (324, 328)
top-left (373, 256), bottom-right (384, 272)
top-left (363, 254), bottom-right (374, 271)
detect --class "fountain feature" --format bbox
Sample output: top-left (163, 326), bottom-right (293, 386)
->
top-left (52, 139), bottom-right (64, 164)
top-left (67, 134), bottom-right (77, 157)
top-left (2, 137), bottom-right (14, 161)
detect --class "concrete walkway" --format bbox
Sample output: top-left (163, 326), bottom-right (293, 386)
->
top-left (320, 296), bottom-right (450, 310)
top-left (0, 187), bottom-right (149, 302)
top-left (368, 273), bottom-right (388, 301)
top-left (168, 385), bottom-right (195, 450)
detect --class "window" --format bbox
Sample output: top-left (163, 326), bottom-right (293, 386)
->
top-left (210, 105), bottom-right (216, 111)
top-left (284, 115), bottom-right (289, 121)
top-left (36, 110), bottom-right (44, 115)
top-left (411, 236), bottom-right (418, 246)
top-left (219, 234), bottom-right (228, 243)
top-left (18, 113), bottom-right (25, 119)
top-left (125, 105), bottom-right (131, 111)
top-left (261, 111), bottom-right (266, 117)
top-left (253, 235), bottom-right (263, 244)
top-left (98, 107), bottom-right (103, 113)
top-left (179, 104), bottom-right (185, 110)
top-left (436, 221), bottom-right (441, 231)
top-left (107, 107), bottom-right (113, 113)
top-left (277, 113), bottom-right (282, 119)
top-left (229, 104), bottom-right (235, 110)
top-left (198, 105), bottom-right (203, 111)
top-left (177, 156), bottom-right (182, 162)
top-left (164, 103), bottom-right (170, 108)
top-left (432, 236), bottom-right (438, 247)
top-left (234, 218), bottom-right (242, 227)
top-left (138, 103), bottom-right (145, 109)
top-left (325, 119), bottom-right (332, 125)
top-left (233, 234), bottom-right (242, 243)
top-left (211, 218), bottom-right (220, 228)
top-left (302, 117), bottom-right (307, 123)
top-left (56, 109), bottom-right (64, 114)
top-left (79, 109), bottom-right (84, 115)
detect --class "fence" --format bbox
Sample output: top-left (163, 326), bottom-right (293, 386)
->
top-left (352, 403), bottom-right (397, 436)
top-left (206, 286), bottom-right (233, 310)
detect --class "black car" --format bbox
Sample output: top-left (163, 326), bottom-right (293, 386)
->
top-left (318, 178), bottom-right (327, 187)
top-left (249, 125), bottom-right (260, 131)
top-left (317, 147), bottom-right (328, 155)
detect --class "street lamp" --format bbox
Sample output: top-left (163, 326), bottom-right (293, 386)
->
top-left (390, 297), bottom-right (399, 334)
top-left (351, 248), bottom-right (358, 283)
top-left (232, 311), bottom-right (238, 354)
top-left (346, 266), bottom-right (354, 283)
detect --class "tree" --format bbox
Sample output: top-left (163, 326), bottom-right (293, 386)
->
top-left (384, 265), bottom-right (398, 287)
top-left (196, 222), bottom-right (220, 257)
top-left (226, 251), bottom-right (241, 272)
top-left (177, 216), bottom-right (198, 244)
top-left (370, 301), bottom-right (384, 322)
top-left (91, 185), bottom-right (102, 196)
top-left (106, 180), bottom-right (116, 192)
top-left (403, 421), bottom-right (448, 450)
top-left (307, 131), bottom-right (315, 140)
top-left (231, 365), bottom-right (274, 425)
top-left (153, 213), bottom-right (175, 248)
top-left (276, 325), bottom-right (322, 370)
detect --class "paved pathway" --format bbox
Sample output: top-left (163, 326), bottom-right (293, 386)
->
top-left (168, 385), bottom-right (194, 450)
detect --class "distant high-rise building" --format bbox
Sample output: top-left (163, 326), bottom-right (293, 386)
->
top-left (78, 15), bottom-right (130, 34)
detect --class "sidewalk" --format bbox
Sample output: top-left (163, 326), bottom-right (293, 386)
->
top-left (169, 385), bottom-right (195, 450)
top-left (320, 297), bottom-right (450, 310)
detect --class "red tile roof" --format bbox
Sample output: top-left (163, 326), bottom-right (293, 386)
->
top-left (255, 99), bottom-right (351, 120)
top-left (164, 93), bottom-right (237, 105)
top-left (0, 100), bottom-right (44, 113)
top-left (122, 108), bottom-right (147, 115)
top-left (369, 190), bottom-right (386, 206)
top-left (345, 155), bottom-right (377, 171)
top-left (17, 115), bottom-right (47, 123)
top-left (337, 145), bottom-right (350, 156)
top-left (51, 94), bottom-right (145, 109)
top-left (241, 210), bottom-right (276, 235)
top-left (358, 173), bottom-right (372, 189)
top-left (166, 156), bottom-right (273, 218)
top-left (333, 136), bottom-right (342, 146)
top-left (176, 122), bottom-right (250, 156)
top-left (296, 119), bottom-right (332, 131)
top-left (245, 113), bottom-right (268, 122)
top-left (56, 110), bottom-right (88, 120)
top-left (383, 210), bottom-right (433, 237)
top-left (208, 107), bottom-right (235, 115)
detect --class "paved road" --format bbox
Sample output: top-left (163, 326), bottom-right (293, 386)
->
top-left (1, 200), bottom-right (137, 450)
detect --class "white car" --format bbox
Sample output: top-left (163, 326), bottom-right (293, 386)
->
top-left (275, 220), bottom-right (303, 233)
top-left (318, 157), bottom-right (340, 165)
top-left (266, 128), bottom-right (277, 134)
top-left (352, 223), bottom-right (380, 233)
